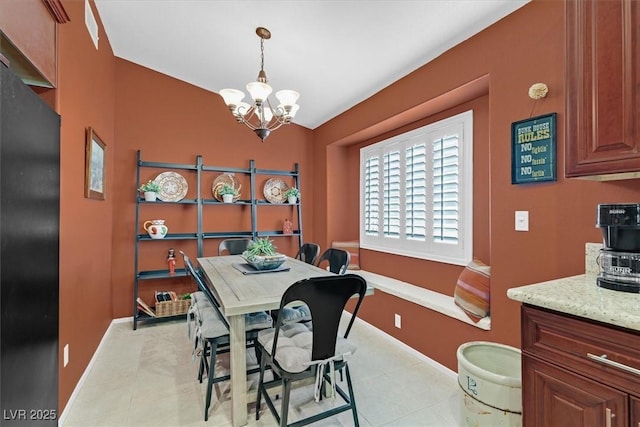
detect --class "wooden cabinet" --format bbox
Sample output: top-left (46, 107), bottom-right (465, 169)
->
top-left (133, 151), bottom-right (303, 329)
top-left (632, 396), bottom-right (640, 427)
top-left (0, 0), bottom-right (69, 87)
top-left (522, 305), bottom-right (640, 427)
top-left (565, 0), bottom-right (640, 179)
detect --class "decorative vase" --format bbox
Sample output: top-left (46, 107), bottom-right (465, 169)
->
top-left (222, 194), bottom-right (234, 203)
top-left (288, 195), bottom-right (297, 204)
top-left (143, 219), bottom-right (168, 239)
top-left (144, 191), bottom-right (157, 202)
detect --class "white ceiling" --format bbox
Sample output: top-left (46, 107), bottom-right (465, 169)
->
top-left (94, 0), bottom-right (530, 130)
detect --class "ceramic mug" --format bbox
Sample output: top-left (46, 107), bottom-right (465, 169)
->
top-left (143, 220), bottom-right (168, 239)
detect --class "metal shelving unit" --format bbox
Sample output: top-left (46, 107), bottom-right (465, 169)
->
top-left (133, 151), bottom-right (302, 329)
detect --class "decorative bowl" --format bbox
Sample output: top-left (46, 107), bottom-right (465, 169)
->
top-left (242, 252), bottom-right (286, 270)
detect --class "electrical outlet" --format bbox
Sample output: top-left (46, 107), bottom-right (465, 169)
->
top-left (63, 344), bottom-right (69, 367)
top-left (394, 313), bottom-right (401, 329)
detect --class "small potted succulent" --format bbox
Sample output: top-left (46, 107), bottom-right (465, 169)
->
top-left (243, 237), bottom-right (286, 270)
top-left (219, 183), bottom-right (238, 203)
top-left (139, 180), bottom-right (162, 201)
top-left (284, 187), bottom-right (300, 204)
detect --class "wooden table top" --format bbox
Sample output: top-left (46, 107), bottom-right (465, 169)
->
top-left (197, 255), bottom-right (334, 316)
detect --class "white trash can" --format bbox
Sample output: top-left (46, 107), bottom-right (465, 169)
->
top-left (457, 341), bottom-right (522, 427)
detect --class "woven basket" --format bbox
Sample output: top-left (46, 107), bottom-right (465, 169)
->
top-left (155, 299), bottom-right (191, 317)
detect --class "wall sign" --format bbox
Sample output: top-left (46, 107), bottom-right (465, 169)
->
top-left (511, 113), bottom-right (557, 184)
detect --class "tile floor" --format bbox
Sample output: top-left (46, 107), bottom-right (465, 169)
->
top-left (61, 316), bottom-right (461, 426)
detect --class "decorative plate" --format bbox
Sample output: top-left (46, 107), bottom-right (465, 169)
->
top-left (212, 173), bottom-right (242, 202)
top-left (263, 178), bottom-right (289, 204)
top-left (154, 172), bottom-right (188, 202)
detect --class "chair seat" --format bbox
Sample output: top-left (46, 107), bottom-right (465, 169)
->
top-left (191, 291), bottom-right (214, 310)
top-left (258, 323), bottom-right (357, 373)
top-left (199, 308), bottom-right (230, 339)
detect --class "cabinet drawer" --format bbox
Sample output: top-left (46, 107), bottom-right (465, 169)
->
top-left (523, 305), bottom-right (640, 395)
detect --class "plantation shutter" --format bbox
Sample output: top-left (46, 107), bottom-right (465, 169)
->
top-left (383, 150), bottom-right (401, 237)
top-left (405, 143), bottom-right (427, 241)
top-left (432, 134), bottom-right (460, 244)
top-left (363, 156), bottom-right (380, 236)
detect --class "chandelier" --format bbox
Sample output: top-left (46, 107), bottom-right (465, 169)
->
top-left (220, 27), bottom-right (300, 141)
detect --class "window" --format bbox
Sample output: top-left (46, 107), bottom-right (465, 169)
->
top-left (360, 110), bottom-right (473, 265)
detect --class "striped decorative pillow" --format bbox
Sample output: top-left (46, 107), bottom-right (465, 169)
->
top-left (454, 259), bottom-right (490, 322)
top-left (330, 241), bottom-right (360, 270)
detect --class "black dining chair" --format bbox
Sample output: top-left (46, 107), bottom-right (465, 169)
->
top-left (316, 247), bottom-right (351, 274)
top-left (218, 238), bottom-right (252, 255)
top-left (276, 245), bottom-right (347, 325)
top-left (270, 242), bottom-right (320, 325)
top-left (255, 274), bottom-right (367, 427)
top-left (180, 251), bottom-right (272, 421)
top-left (295, 242), bottom-right (320, 265)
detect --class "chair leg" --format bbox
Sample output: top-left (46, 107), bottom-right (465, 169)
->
top-left (344, 365), bottom-right (359, 427)
top-left (280, 378), bottom-right (291, 427)
top-left (204, 341), bottom-right (218, 422)
top-left (198, 340), bottom-right (208, 383)
top-left (256, 346), bottom-right (267, 421)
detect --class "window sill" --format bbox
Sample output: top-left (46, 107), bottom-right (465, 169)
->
top-left (353, 270), bottom-right (491, 330)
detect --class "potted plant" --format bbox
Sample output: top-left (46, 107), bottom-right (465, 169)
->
top-left (219, 183), bottom-right (238, 203)
top-left (243, 237), bottom-right (286, 270)
top-left (139, 180), bottom-right (162, 201)
top-left (284, 187), bottom-right (300, 204)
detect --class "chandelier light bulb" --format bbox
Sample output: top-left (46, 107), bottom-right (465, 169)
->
top-left (219, 27), bottom-right (300, 141)
top-left (219, 88), bottom-right (245, 108)
top-left (246, 81), bottom-right (272, 104)
top-left (275, 90), bottom-right (300, 107)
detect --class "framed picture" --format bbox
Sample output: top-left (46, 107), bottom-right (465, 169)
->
top-left (511, 113), bottom-right (557, 184)
top-left (85, 127), bottom-right (106, 200)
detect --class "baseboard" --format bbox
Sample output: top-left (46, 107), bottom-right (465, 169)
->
top-left (57, 317), bottom-right (132, 426)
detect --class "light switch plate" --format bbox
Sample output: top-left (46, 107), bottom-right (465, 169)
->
top-left (515, 211), bottom-right (529, 231)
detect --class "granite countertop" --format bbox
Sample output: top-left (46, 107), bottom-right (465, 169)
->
top-left (507, 274), bottom-right (640, 332)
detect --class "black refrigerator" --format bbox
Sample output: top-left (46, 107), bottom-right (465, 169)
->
top-left (0, 62), bottom-right (60, 425)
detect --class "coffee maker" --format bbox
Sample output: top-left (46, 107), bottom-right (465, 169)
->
top-left (596, 203), bottom-right (640, 293)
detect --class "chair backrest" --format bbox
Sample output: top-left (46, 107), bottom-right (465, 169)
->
top-left (272, 274), bottom-right (366, 362)
top-left (295, 243), bottom-right (320, 265)
top-left (179, 251), bottom-right (229, 327)
top-left (315, 248), bottom-right (350, 275)
top-left (218, 238), bottom-right (252, 255)
top-left (179, 250), bottom-right (205, 293)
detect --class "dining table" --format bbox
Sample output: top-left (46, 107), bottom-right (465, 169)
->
top-left (197, 254), bottom-right (369, 427)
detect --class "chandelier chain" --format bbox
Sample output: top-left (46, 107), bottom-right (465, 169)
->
top-left (260, 37), bottom-right (265, 76)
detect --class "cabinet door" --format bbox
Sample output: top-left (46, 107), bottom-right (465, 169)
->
top-left (565, 0), bottom-right (640, 178)
top-left (524, 355), bottom-right (628, 427)
top-left (632, 396), bottom-right (640, 427)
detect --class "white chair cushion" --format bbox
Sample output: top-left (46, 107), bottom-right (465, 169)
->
top-left (280, 305), bottom-right (311, 323)
top-left (258, 323), bottom-right (357, 373)
top-left (198, 311), bottom-right (229, 339)
top-left (246, 311), bottom-right (273, 331)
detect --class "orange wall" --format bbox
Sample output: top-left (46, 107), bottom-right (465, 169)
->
top-left (315, 0), bottom-right (640, 370)
top-left (56, 0), bottom-right (116, 409)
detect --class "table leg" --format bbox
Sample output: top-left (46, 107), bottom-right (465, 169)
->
top-left (229, 314), bottom-right (247, 426)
